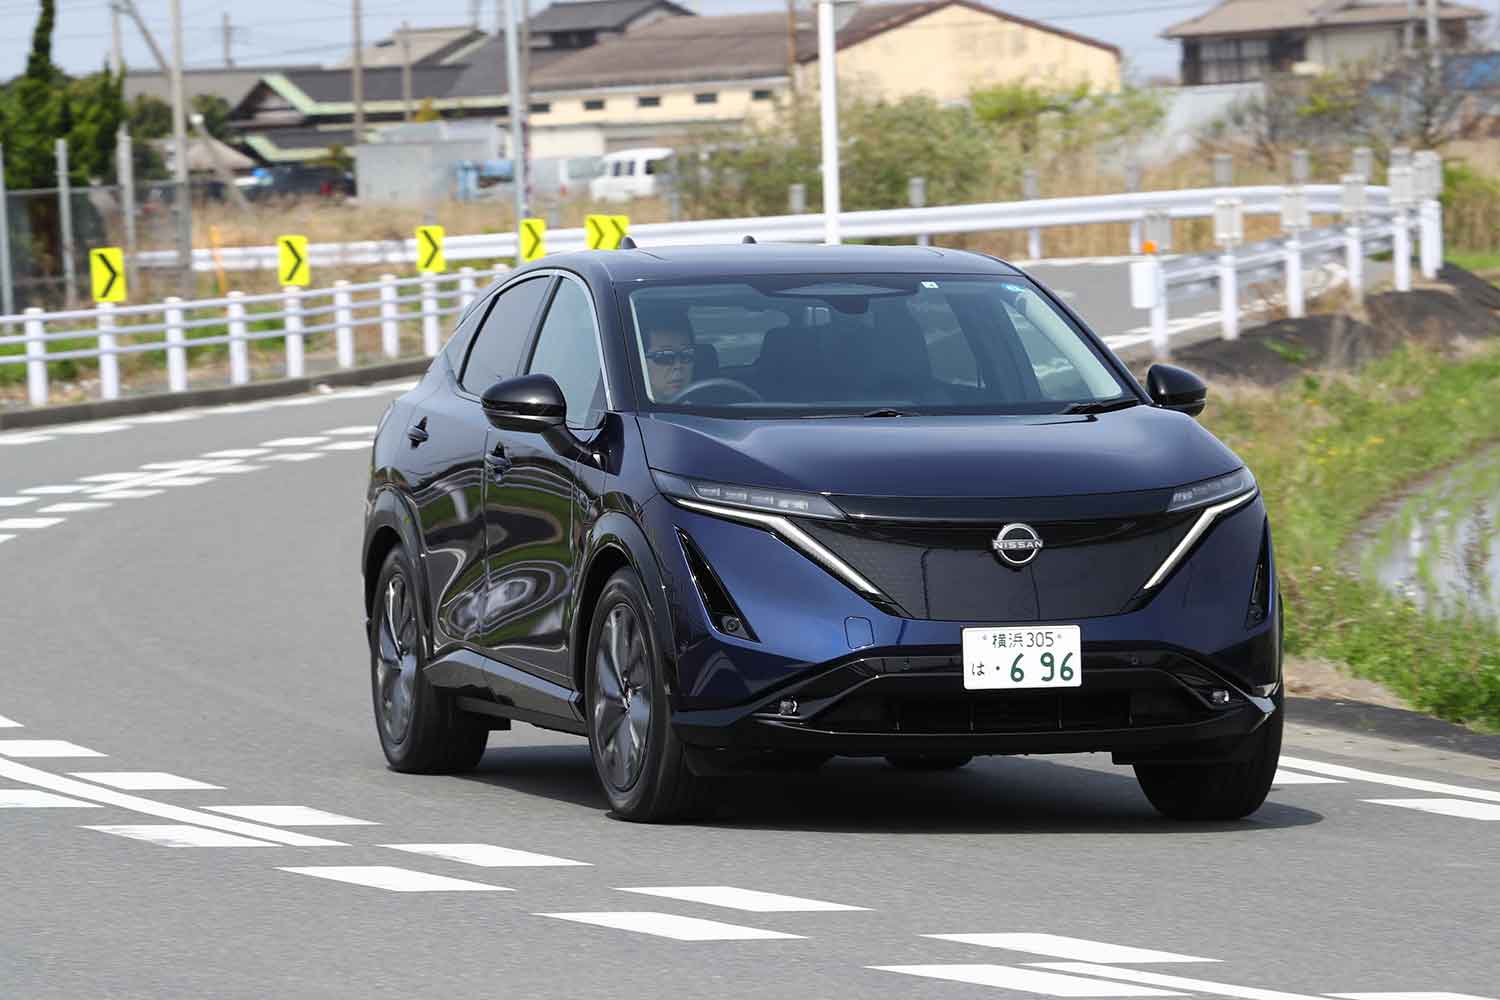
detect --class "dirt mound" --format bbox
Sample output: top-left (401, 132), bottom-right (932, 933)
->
top-left (1145, 266), bottom-right (1500, 387)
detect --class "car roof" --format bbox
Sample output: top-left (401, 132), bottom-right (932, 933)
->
top-left (525, 243), bottom-right (1022, 283)
top-left (602, 146), bottom-right (674, 160)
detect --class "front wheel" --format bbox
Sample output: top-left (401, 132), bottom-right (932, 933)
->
top-left (586, 568), bottom-right (702, 822)
top-left (1134, 708), bottom-right (1283, 821)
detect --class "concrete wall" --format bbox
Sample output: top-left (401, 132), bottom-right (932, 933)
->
top-left (1306, 24), bottom-right (1404, 70)
top-left (353, 139), bottom-right (492, 204)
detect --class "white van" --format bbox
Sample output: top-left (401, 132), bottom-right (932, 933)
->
top-left (588, 147), bottom-right (675, 202)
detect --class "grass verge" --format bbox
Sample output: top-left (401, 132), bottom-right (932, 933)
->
top-left (1204, 343), bottom-right (1500, 730)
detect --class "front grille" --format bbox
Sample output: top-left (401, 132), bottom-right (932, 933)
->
top-left (816, 686), bottom-right (1208, 735)
top-left (801, 514), bottom-right (1196, 620)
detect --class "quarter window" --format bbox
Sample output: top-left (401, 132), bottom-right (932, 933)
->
top-left (459, 277), bottom-right (550, 395)
top-left (527, 280), bottom-right (606, 427)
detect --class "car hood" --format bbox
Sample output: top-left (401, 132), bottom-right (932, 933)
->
top-left (638, 406), bottom-right (1244, 500)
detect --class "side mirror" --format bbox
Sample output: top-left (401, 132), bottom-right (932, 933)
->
top-left (1146, 364), bottom-right (1207, 417)
top-left (481, 374), bottom-right (567, 431)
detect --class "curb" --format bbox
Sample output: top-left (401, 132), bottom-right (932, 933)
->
top-left (1288, 696), bottom-right (1500, 761)
top-left (0, 358), bottom-right (430, 432)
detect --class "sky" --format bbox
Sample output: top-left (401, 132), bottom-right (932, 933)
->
top-left (0, 0), bottom-right (1220, 83)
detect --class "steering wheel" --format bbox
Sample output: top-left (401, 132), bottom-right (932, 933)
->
top-left (671, 378), bottom-right (764, 404)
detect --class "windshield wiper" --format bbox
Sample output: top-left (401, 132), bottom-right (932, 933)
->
top-left (1061, 398), bottom-right (1140, 415)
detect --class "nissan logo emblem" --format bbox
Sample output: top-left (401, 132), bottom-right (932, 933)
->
top-left (992, 522), bottom-right (1043, 567)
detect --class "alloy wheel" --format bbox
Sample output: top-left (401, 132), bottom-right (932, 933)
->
top-left (375, 572), bottom-right (420, 745)
top-left (592, 602), bottom-right (652, 792)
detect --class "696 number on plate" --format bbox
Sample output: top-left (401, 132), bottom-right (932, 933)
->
top-left (960, 625), bottom-right (1082, 691)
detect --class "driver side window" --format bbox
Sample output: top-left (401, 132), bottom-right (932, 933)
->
top-left (459, 277), bottom-right (550, 395)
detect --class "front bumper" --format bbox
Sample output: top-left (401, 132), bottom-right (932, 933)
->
top-left (672, 648), bottom-right (1278, 767)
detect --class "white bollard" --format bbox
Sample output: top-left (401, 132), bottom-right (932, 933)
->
top-left (1284, 235), bottom-right (1304, 320)
top-left (1129, 219), bottom-right (1142, 256)
top-left (1419, 200), bottom-right (1439, 279)
top-left (97, 301), bottom-right (120, 400)
top-left (1218, 251), bottom-right (1238, 341)
top-left (24, 307), bottom-right (46, 406)
top-left (1393, 210), bottom-right (1412, 293)
top-left (459, 266), bottom-right (477, 310)
top-left (283, 286), bottom-right (305, 378)
top-left (1130, 257), bottom-right (1169, 358)
top-left (164, 296), bottom-right (187, 392)
top-left (379, 273), bottom-right (399, 359)
top-left (421, 275), bottom-right (439, 357)
top-left (1027, 227), bottom-right (1042, 262)
top-left (227, 290), bottom-right (249, 385)
top-left (1433, 198), bottom-right (1444, 276)
top-left (334, 279), bottom-right (355, 369)
top-left (1345, 225), bottom-right (1364, 303)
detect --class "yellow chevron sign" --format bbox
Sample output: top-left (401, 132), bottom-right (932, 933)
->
top-left (278, 235), bottom-right (310, 286)
top-left (585, 213), bottom-right (629, 250)
top-left (89, 247), bottom-right (127, 303)
top-left (416, 225), bottom-right (446, 273)
top-left (520, 218), bottom-right (546, 262)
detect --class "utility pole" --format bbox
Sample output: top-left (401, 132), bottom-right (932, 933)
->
top-left (1404, 0), bottom-right (1417, 54)
top-left (817, 0), bottom-right (840, 244)
top-left (470, 0), bottom-right (482, 29)
top-left (111, 1), bottom-right (124, 76)
top-left (787, 0), bottom-right (799, 96)
top-left (504, 0), bottom-right (527, 252)
top-left (401, 22), bottom-right (413, 122)
top-left (352, 0), bottom-right (366, 145)
top-left (170, 0), bottom-right (194, 298)
top-left (223, 12), bottom-right (234, 67)
top-left (520, 0), bottom-right (531, 218)
top-left (1425, 0), bottom-right (1441, 75)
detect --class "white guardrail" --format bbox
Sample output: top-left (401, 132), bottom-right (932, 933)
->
top-left (1, 184), bottom-right (1443, 409)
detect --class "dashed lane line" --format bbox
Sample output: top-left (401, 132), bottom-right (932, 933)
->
top-left (279, 866), bottom-right (510, 893)
top-left (0, 790), bottom-right (100, 809)
top-left (0, 496), bottom-right (38, 506)
top-left (86, 825), bottom-right (279, 848)
top-left (1364, 798), bottom-right (1500, 821)
top-left (68, 771), bottom-right (223, 791)
top-left (19, 485), bottom-right (89, 495)
top-left (205, 805), bottom-right (377, 827)
top-left (320, 440), bottom-right (371, 451)
top-left (0, 757), bottom-right (344, 847)
top-left (263, 453), bottom-right (323, 462)
top-left (537, 911), bottom-right (803, 942)
top-left (382, 844), bottom-right (591, 868)
top-left (924, 934), bottom-right (1217, 964)
top-left (871, 966), bottom-right (1185, 995)
top-left (617, 886), bottom-right (868, 912)
top-left (0, 518), bottom-right (65, 530)
top-left (93, 489), bottom-right (164, 499)
top-left (38, 502), bottom-right (111, 514)
top-left (0, 740), bottom-right (106, 758)
top-left (202, 448), bottom-right (272, 459)
top-left (260, 436), bottom-right (329, 447)
top-left (1278, 756), bottom-right (1500, 804)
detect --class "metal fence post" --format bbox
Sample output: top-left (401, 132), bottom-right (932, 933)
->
top-left (1284, 234), bottom-right (1304, 319)
top-left (97, 301), bottom-right (120, 400)
top-left (1218, 251), bottom-right (1239, 340)
top-left (0, 142), bottom-right (14, 319)
top-left (334, 279), bottom-right (355, 369)
top-left (56, 139), bottom-right (78, 307)
top-left (1151, 263), bottom-right (1168, 359)
top-left (458, 266), bottom-right (477, 310)
top-left (1023, 168), bottom-right (1041, 260)
top-left (24, 307), bottom-right (47, 406)
top-left (908, 176), bottom-right (928, 247)
top-left (379, 273), bottom-right (399, 359)
top-left (283, 285), bottom-right (305, 378)
top-left (1125, 161), bottom-right (1143, 254)
top-left (1281, 186), bottom-right (1308, 319)
top-left (227, 289), bottom-right (249, 385)
top-left (164, 296), bottom-right (187, 391)
top-left (1345, 224), bottom-right (1364, 304)
top-left (1389, 164), bottom-right (1415, 293)
top-left (421, 275), bottom-right (439, 356)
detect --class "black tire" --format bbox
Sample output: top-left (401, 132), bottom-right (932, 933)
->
top-left (1134, 707), bottom-right (1283, 821)
top-left (369, 548), bottom-right (489, 774)
top-left (886, 754), bottom-right (973, 771)
top-left (585, 568), bottom-right (701, 822)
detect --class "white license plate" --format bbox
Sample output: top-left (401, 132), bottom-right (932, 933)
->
top-left (961, 625), bottom-right (1082, 691)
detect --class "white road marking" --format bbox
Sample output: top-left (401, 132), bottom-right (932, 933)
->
top-left (0, 434), bottom-right (54, 445)
top-left (0, 757), bottom-right (343, 847)
top-left (20, 485), bottom-right (88, 495)
top-left (205, 464), bottom-right (264, 474)
top-left (92, 489), bottom-right (164, 499)
top-left (0, 714), bottom-right (20, 727)
top-left (130, 412), bottom-right (198, 423)
top-left (69, 771), bottom-right (223, 791)
top-left (927, 934), bottom-right (1216, 964)
top-left (206, 805), bottom-right (377, 827)
top-left (202, 448), bottom-right (271, 459)
top-left (38, 502), bottom-right (112, 513)
top-left (0, 790), bottom-right (99, 808)
top-left (0, 518), bottom-right (65, 530)
top-left (1279, 756), bottom-right (1500, 804)
top-left (261, 436), bottom-right (329, 447)
top-left (1365, 798), bottom-right (1500, 821)
top-left (1331, 993), bottom-right (1500, 1000)
top-left (78, 473), bottom-right (148, 482)
top-left (873, 966), bottom-right (1185, 995)
top-left (1034, 962), bottom-right (1324, 1000)
top-left (151, 476), bottom-right (213, 486)
top-left (1272, 769), bottom-right (1345, 786)
top-left (279, 866), bottom-right (510, 892)
top-left (325, 425), bottom-right (379, 435)
top-left (263, 453), bottom-right (323, 462)
top-left (619, 886), bottom-right (867, 912)
top-left (382, 844), bottom-right (590, 867)
top-left (321, 441), bottom-right (371, 451)
top-left (0, 740), bottom-right (106, 758)
top-left (140, 461), bottom-right (204, 470)
top-left (86, 824), bottom-right (277, 848)
top-left (0, 497), bottom-right (39, 506)
top-left (50, 422), bottom-right (131, 435)
top-left (537, 911), bottom-right (802, 941)
top-left (0, 535), bottom-right (12, 545)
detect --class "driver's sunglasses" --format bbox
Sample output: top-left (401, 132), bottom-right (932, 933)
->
top-left (645, 347), bottom-right (697, 366)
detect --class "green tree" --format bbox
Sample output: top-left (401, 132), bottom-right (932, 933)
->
top-left (191, 94), bottom-right (235, 141)
top-left (128, 94), bottom-right (172, 139)
top-left (971, 81), bottom-right (1164, 164)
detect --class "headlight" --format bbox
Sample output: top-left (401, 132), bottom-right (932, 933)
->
top-left (652, 471), bottom-right (845, 520)
top-left (1166, 468), bottom-right (1256, 513)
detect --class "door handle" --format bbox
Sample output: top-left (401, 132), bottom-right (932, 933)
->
top-left (407, 418), bottom-right (429, 445)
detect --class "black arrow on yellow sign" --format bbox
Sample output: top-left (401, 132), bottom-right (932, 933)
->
top-left (609, 215), bottom-right (628, 247)
top-left (281, 238), bottom-right (305, 283)
top-left (421, 229), bottom-right (442, 270)
top-left (585, 215), bottom-right (605, 250)
top-left (97, 253), bottom-right (120, 299)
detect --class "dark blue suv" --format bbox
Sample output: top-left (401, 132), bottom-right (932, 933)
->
top-left (362, 244), bottom-right (1282, 822)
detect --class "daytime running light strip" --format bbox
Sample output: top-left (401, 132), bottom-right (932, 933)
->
top-left (1142, 489), bottom-right (1259, 592)
top-left (674, 498), bottom-right (884, 597)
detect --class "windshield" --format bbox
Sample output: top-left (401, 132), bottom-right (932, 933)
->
top-left (625, 274), bottom-right (1132, 416)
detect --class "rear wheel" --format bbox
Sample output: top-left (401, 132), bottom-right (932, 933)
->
top-left (586, 568), bottom-right (702, 822)
top-left (1134, 708), bottom-right (1283, 821)
top-left (886, 754), bottom-right (973, 771)
top-left (369, 548), bottom-right (488, 773)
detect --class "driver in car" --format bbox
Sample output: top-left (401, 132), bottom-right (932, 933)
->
top-left (643, 324), bottom-right (696, 401)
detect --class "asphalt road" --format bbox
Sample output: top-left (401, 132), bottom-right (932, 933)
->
top-left (2, 383), bottom-right (1498, 999)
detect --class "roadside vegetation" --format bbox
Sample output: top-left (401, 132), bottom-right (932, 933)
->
top-left (1205, 344), bottom-right (1500, 730)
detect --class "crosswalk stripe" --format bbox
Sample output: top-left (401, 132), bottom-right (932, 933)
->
top-left (1278, 756), bottom-right (1500, 804)
top-left (1033, 962), bottom-right (1325, 1000)
top-left (538, 911), bottom-right (803, 941)
top-left (0, 790), bottom-right (100, 808)
top-left (261, 436), bottom-right (330, 447)
top-left (86, 824), bottom-right (277, 848)
top-left (0, 740), bottom-right (106, 758)
top-left (0, 496), bottom-right (39, 506)
top-left (205, 805), bottom-right (377, 826)
top-left (0, 518), bottom-right (65, 530)
top-left (618, 886), bottom-right (866, 912)
top-left (69, 771), bottom-right (223, 791)
top-left (279, 866), bottom-right (510, 892)
top-left (21, 485), bottom-right (89, 495)
top-left (38, 502), bottom-right (112, 513)
top-left (926, 934), bottom-right (1216, 964)
top-left (382, 844), bottom-right (590, 867)
top-left (92, 490), bottom-right (165, 499)
top-left (263, 453), bottom-right (323, 462)
top-left (1364, 798), bottom-right (1500, 821)
top-left (872, 966), bottom-right (1185, 995)
top-left (202, 448), bottom-right (271, 459)
top-left (321, 440), bottom-right (371, 451)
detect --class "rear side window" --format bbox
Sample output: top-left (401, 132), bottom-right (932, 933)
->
top-left (442, 293), bottom-right (493, 373)
top-left (460, 277), bottom-right (550, 394)
top-left (527, 280), bottom-right (605, 427)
